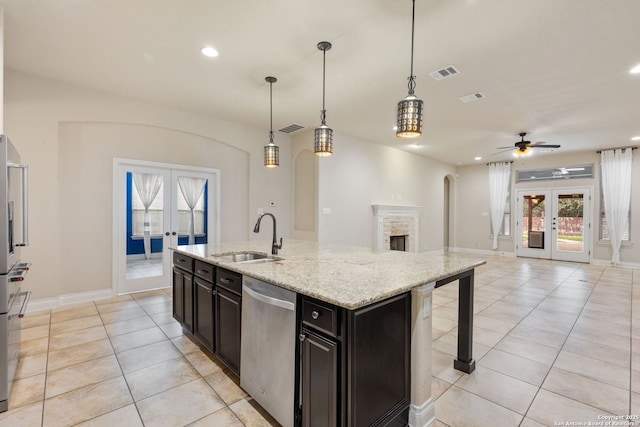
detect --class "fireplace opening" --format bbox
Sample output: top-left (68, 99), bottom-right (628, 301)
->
top-left (390, 235), bottom-right (407, 252)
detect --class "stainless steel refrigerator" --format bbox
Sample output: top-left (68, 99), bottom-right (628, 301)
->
top-left (0, 134), bottom-right (30, 413)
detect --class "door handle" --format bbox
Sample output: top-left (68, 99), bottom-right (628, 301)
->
top-left (165, 232), bottom-right (170, 236)
top-left (172, 231), bottom-right (177, 235)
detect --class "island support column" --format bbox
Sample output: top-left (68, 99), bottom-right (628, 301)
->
top-left (409, 282), bottom-right (436, 427)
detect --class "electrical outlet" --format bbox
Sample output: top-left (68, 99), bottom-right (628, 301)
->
top-left (323, 208), bottom-right (332, 214)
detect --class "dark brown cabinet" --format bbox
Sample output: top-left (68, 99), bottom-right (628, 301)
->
top-left (300, 328), bottom-right (338, 427)
top-left (298, 293), bottom-right (410, 427)
top-left (215, 268), bottom-right (242, 375)
top-left (194, 278), bottom-right (215, 350)
top-left (193, 260), bottom-right (216, 350)
top-left (172, 253), bottom-right (194, 333)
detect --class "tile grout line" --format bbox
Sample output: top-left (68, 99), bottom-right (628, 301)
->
top-left (517, 265), bottom-right (604, 425)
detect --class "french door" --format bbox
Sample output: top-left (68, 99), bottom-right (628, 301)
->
top-left (113, 159), bottom-right (219, 295)
top-left (516, 188), bottom-right (591, 263)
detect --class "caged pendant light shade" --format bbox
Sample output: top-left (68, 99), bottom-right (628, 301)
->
top-left (314, 41), bottom-right (333, 156)
top-left (396, 0), bottom-right (423, 138)
top-left (264, 76), bottom-right (279, 168)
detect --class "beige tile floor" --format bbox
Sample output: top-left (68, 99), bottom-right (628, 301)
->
top-left (1, 255), bottom-right (638, 426)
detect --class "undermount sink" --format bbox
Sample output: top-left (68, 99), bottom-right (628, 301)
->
top-left (213, 252), bottom-right (281, 264)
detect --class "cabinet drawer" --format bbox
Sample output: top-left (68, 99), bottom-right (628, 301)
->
top-left (194, 260), bottom-right (215, 283)
top-left (302, 298), bottom-right (338, 337)
top-left (216, 268), bottom-right (242, 295)
top-left (173, 252), bottom-right (194, 273)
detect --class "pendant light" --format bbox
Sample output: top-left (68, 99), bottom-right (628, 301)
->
top-left (396, 0), bottom-right (423, 138)
top-left (264, 76), bottom-right (279, 168)
top-left (314, 41), bottom-right (333, 156)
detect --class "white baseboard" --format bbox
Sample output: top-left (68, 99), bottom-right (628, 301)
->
top-left (591, 259), bottom-right (640, 269)
top-left (448, 247), bottom-right (516, 258)
top-left (27, 288), bottom-right (114, 313)
top-left (409, 398), bottom-right (436, 427)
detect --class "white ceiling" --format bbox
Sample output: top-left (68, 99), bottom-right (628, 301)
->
top-left (2, 0), bottom-right (639, 165)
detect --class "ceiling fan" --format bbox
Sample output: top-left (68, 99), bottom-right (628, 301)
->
top-left (495, 132), bottom-right (560, 156)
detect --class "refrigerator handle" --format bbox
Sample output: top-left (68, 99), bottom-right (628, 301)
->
top-left (9, 163), bottom-right (29, 247)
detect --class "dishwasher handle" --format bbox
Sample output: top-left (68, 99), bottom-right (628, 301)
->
top-left (244, 284), bottom-right (295, 311)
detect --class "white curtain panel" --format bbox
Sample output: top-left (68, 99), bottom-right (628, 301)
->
top-left (133, 173), bottom-right (163, 260)
top-left (600, 149), bottom-right (633, 265)
top-left (178, 177), bottom-right (207, 245)
top-left (488, 162), bottom-right (511, 249)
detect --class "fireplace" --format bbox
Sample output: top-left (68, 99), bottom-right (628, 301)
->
top-left (390, 235), bottom-right (407, 251)
top-left (372, 205), bottom-right (420, 252)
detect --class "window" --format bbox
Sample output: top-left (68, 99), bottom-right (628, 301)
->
top-left (131, 178), bottom-right (207, 237)
top-left (516, 165), bottom-right (593, 182)
top-left (176, 185), bottom-right (206, 235)
top-left (501, 190), bottom-right (511, 237)
top-left (599, 196), bottom-right (631, 242)
top-left (131, 179), bottom-right (164, 236)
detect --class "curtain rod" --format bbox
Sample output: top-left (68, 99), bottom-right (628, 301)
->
top-left (596, 146), bottom-right (637, 153)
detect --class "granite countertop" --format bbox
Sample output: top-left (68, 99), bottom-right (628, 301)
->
top-left (172, 240), bottom-right (486, 310)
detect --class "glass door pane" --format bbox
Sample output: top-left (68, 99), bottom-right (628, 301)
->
top-left (522, 194), bottom-right (546, 249)
top-left (550, 189), bottom-right (590, 263)
top-left (127, 172), bottom-right (166, 280)
top-left (554, 193), bottom-right (584, 253)
top-left (516, 191), bottom-right (552, 260)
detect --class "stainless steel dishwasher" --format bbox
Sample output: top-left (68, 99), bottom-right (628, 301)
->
top-left (240, 276), bottom-right (296, 427)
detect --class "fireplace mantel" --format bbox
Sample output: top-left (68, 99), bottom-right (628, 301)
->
top-left (372, 205), bottom-right (420, 252)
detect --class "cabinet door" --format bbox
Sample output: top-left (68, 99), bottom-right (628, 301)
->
top-left (183, 273), bottom-right (194, 333)
top-left (215, 288), bottom-right (241, 375)
top-left (172, 267), bottom-right (184, 324)
top-left (348, 293), bottom-right (410, 426)
top-left (194, 278), bottom-right (214, 350)
top-left (301, 328), bottom-right (337, 427)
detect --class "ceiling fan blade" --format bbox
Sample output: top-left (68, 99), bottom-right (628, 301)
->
top-left (492, 148), bottom-right (515, 155)
top-left (496, 146), bottom-right (515, 149)
top-left (531, 144), bottom-right (561, 148)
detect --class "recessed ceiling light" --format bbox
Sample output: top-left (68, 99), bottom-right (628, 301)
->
top-left (201, 46), bottom-right (219, 58)
top-left (630, 64), bottom-right (640, 74)
top-left (410, 144), bottom-right (422, 149)
top-left (474, 156), bottom-right (482, 161)
top-left (631, 136), bottom-right (640, 141)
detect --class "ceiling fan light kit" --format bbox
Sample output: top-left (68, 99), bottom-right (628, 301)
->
top-left (495, 132), bottom-right (561, 157)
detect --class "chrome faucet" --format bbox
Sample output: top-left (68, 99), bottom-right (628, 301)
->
top-left (253, 213), bottom-right (282, 255)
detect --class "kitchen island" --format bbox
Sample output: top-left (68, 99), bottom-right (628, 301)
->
top-left (172, 240), bottom-right (485, 427)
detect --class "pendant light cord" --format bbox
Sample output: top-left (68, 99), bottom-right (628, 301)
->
top-left (269, 80), bottom-right (274, 144)
top-left (321, 47), bottom-right (327, 125)
top-left (408, 0), bottom-right (417, 95)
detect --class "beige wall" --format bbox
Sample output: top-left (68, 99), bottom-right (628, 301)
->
top-left (292, 130), bottom-right (457, 251)
top-left (454, 150), bottom-right (640, 265)
top-left (4, 71), bottom-right (292, 300)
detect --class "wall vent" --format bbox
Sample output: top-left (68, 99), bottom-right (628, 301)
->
top-left (459, 92), bottom-right (486, 103)
top-left (278, 124), bottom-right (305, 134)
top-left (429, 65), bottom-right (460, 80)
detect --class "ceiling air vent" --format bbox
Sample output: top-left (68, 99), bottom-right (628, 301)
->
top-left (459, 92), bottom-right (486, 103)
top-left (278, 124), bottom-right (305, 134)
top-left (429, 65), bottom-right (460, 81)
